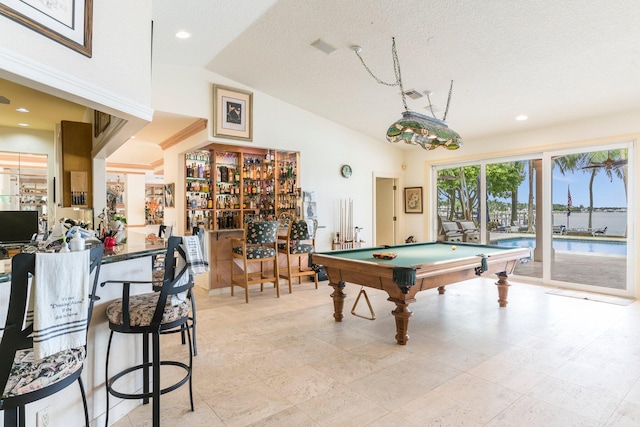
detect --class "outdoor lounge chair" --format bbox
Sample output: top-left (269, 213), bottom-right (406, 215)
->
top-left (440, 221), bottom-right (463, 242)
top-left (457, 221), bottom-right (480, 243)
top-left (553, 225), bottom-right (567, 235)
top-left (593, 226), bottom-right (607, 236)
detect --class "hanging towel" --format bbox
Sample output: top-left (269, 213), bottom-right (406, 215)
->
top-left (182, 235), bottom-right (209, 276)
top-left (32, 250), bottom-right (90, 359)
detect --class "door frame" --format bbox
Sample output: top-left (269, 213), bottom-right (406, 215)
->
top-left (373, 171), bottom-right (401, 246)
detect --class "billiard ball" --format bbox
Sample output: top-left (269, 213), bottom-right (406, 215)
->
top-left (451, 245), bottom-right (457, 250)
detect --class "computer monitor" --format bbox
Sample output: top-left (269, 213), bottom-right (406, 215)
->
top-left (0, 210), bottom-right (39, 244)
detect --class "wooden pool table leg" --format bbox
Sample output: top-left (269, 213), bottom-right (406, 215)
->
top-left (330, 281), bottom-right (347, 321)
top-left (388, 297), bottom-right (416, 345)
top-left (495, 271), bottom-right (510, 307)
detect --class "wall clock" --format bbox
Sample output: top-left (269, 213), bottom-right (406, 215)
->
top-left (341, 164), bottom-right (352, 178)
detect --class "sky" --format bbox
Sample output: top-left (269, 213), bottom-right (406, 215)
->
top-left (548, 169), bottom-right (626, 208)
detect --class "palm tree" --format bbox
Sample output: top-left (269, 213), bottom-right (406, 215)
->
top-left (581, 149), bottom-right (627, 232)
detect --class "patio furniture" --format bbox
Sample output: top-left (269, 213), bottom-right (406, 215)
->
top-left (457, 221), bottom-right (480, 243)
top-left (439, 220), bottom-right (463, 242)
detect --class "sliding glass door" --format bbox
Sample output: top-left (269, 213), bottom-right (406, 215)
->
top-left (550, 147), bottom-right (629, 291)
top-left (433, 142), bottom-right (633, 295)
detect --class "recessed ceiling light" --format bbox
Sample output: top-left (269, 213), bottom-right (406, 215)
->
top-left (175, 31), bottom-right (191, 39)
top-left (16, 107), bottom-right (30, 113)
top-left (516, 115), bottom-right (528, 121)
top-left (18, 123), bottom-right (30, 127)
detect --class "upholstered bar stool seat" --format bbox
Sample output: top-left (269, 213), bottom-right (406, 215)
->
top-left (232, 245), bottom-right (276, 258)
top-left (2, 347), bottom-right (85, 398)
top-left (106, 294), bottom-right (191, 327)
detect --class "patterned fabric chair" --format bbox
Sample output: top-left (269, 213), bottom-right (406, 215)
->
top-left (101, 236), bottom-right (194, 427)
top-left (230, 221), bottom-right (280, 303)
top-left (277, 219), bottom-right (318, 293)
top-left (0, 245), bottom-right (104, 427)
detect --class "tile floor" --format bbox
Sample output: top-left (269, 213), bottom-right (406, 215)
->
top-left (112, 277), bottom-right (640, 426)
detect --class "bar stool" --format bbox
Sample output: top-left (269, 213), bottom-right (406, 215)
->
top-left (0, 245), bottom-right (104, 427)
top-left (101, 236), bottom-right (194, 427)
top-left (230, 220), bottom-right (280, 303)
top-left (277, 218), bottom-right (318, 292)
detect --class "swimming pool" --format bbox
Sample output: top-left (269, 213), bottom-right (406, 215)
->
top-left (494, 237), bottom-right (627, 255)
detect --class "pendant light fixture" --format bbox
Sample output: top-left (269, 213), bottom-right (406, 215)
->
top-left (353, 38), bottom-right (463, 150)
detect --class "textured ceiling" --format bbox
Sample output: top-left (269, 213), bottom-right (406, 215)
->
top-left (198, 0), bottom-right (640, 142)
top-left (4, 0), bottom-right (640, 168)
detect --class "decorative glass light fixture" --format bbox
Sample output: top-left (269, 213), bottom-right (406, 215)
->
top-left (353, 38), bottom-right (463, 150)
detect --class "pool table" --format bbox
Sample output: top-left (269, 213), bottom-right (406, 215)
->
top-left (311, 241), bottom-right (530, 345)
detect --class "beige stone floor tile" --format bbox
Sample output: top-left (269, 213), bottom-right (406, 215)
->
top-left (364, 412), bottom-right (418, 427)
top-left (484, 395), bottom-right (602, 427)
top-left (203, 381), bottom-right (292, 427)
top-left (605, 400), bottom-right (640, 426)
top-left (232, 347), bottom-right (310, 381)
top-left (246, 405), bottom-right (321, 426)
top-left (263, 365), bottom-right (340, 405)
top-left (347, 366), bottom-right (435, 411)
top-left (431, 372), bottom-right (522, 420)
top-left (493, 336), bottom-right (582, 375)
top-left (624, 378), bottom-right (640, 406)
top-left (527, 375), bottom-right (620, 423)
top-left (551, 359), bottom-right (640, 399)
top-left (310, 350), bottom-right (381, 384)
top-left (468, 356), bottom-right (546, 393)
top-left (192, 359), bottom-right (263, 402)
top-left (398, 390), bottom-right (489, 426)
top-left (296, 384), bottom-right (389, 426)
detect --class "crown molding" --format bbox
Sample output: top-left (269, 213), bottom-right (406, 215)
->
top-left (159, 118), bottom-right (207, 150)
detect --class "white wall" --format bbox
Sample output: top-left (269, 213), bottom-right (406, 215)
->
top-left (153, 64), bottom-right (404, 251)
top-left (0, 0), bottom-right (152, 109)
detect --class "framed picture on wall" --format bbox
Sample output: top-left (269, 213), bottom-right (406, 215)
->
top-left (213, 84), bottom-right (253, 141)
top-left (164, 183), bottom-right (175, 208)
top-left (0, 0), bottom-right (93, 57)
top-left (404, 187), bottom-right (423, 214)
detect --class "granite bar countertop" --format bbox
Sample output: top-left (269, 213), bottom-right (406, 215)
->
top-left (101, 232), bottom-right (167, 264)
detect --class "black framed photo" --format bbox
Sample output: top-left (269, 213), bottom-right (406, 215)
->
top-left (213, 84), bottom-right (253, 141)
top-left (0, 0), bottom-right (93, 57)
top-left (404, 187), bottom-right (423, 214)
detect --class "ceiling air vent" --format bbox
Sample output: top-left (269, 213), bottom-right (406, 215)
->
top-left (403, 90), bottom-right (423, 100)
top-left (310, 39), bottom-right (337, 55)
top-left (0, 95), bottom-right (9, 104)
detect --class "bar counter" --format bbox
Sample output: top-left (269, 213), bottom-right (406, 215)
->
top-left (101, 231), bottom-right (167, 264)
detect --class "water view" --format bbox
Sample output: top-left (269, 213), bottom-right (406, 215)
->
top-left (552, 211), bottom-right (627, 236)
